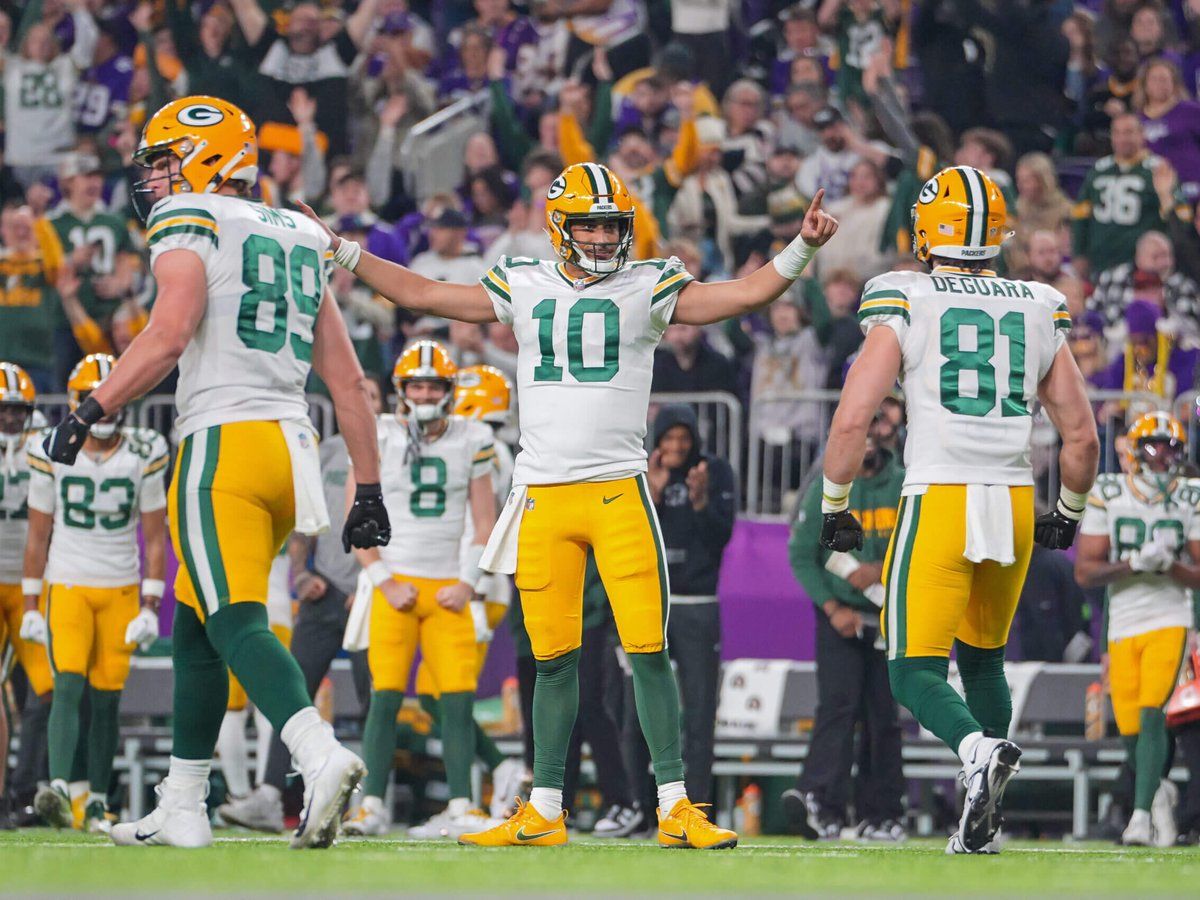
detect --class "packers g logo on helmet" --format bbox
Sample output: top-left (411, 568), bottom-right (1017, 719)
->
top-left (393, 340), bottom-right (458, 425)
top-left (545, 163), bottom-right (635, 276)
top-left (1125, 411), bottom-right (1187, 474)
top-left (911, 166), bottom-right (1010, 264)
top-left (176, 103), bottom-right (226, 127)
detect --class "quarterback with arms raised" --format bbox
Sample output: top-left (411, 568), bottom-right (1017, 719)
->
top-left (302, 161), bottom-right (837, 849)
top-left (819, 166), bottom-right (1100, 854)
top-left (41, 97), bottom-right (390, 849)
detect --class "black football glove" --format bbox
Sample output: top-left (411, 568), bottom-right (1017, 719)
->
top-left (1034, 506), bottom-right (1081, 550)
top-left (43, 396), bottom-right (105, 465)
top-left (343, 482), bottom-right (391, 552)
top-left (820, 510), bottom-right (864, 552)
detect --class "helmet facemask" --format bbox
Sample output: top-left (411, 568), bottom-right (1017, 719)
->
top-left (132, 149), bottom-right (187, 224)
top-left (559, 212), bottom-right (635, 275)
top-left (1136, 436), bottom-right (1185, 476)
top-left (398, 378), bottom-right (455, 429)
top-left (0, 402), bottom-right (32, 449)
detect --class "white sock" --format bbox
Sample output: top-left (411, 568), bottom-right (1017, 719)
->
top-left (279, 706), bottom-right (338, 773)
top-left (68, 779), bottom-right (87, 801)
top-left (447, 797), bottom-right (471, 818)
top-left (87, 791), bottom-right (107, 808)
top-left (657, 781), bottom-right (688, 815)
top-left (164, 757), bottom-right (212, 806)
top-left (216, 708), bottom-right (251, 798)
top-left (529, 787), bottom-right (562, 821)
top-left (253, 707), bottom-right (274, 786)
top-left (957, 731), bottom-right (985, 766)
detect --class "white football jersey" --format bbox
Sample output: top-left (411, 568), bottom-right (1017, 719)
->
top-left (859, 266), bottom-right (1070, 487)
top-left (27, 427), bottom-right (169, 587)
top-left (370, 415), bottom-right (495, 580)
top-left (146, 193), bottom-right (333, 438)
top-left (1079, 473), bottom-right (1200, 641)
top-left (481, 255), bottom-right (692, 485)
top-left (0, 434), bottom-right (35, 584)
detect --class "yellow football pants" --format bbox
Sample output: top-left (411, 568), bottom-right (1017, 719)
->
top-left (516, 476), bottom-right (669, 660)
top-left (1109, 626), bottom-right (1188, 736)
top-left (227, 624), bottom-right (294, 710)
top-left (414, 600), bottom-right (508, 698)
top-left (169, 422), bottom-right (294, 623)
top-left (369, 576), bottom-right (477, 695)
top-left (0, 583), bottom-right (53, 695)
top-left (881, 484), bottom-right (1034, 659)
top-left (45, 583), bottom-right (139, 691)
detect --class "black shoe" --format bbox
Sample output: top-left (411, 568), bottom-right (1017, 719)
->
top-left (781, 789), bottom-right (834, 840)
top-left (0, 793), bottom-right (16, 830)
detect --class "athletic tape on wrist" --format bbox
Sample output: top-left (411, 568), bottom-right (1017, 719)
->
top-left (21, 578), bottom-right (42, 597)
top-left (460, 544), bottom-right (485, 590)
top-left (771, 236), bottom-right (818, 281)
top-left (367, 560), bottom-right (392, 588)
top-left (1058, 485), bottom-right (1089, 521)
top-left (332, 238), bottom-right (362, 271)
top-left (821, 476), bottom-right (852, 513)
top-left (142, 579), bottom-right (165, 598)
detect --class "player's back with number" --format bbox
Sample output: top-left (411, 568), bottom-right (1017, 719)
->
top-left (145, 193), bottom-right (331, 439)
top-left (860, 267), bottom-right (1070, 486)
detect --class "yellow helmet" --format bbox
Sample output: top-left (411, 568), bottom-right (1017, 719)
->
top-left (545, 163), bottom-right (635, 275)
top-left (0, 362), bottom-right (35, 446)
top-left (1126, 411), bottom-right (1187, 474)
top-left (68, 353), bottom-right (122, 439)
top-left (911, 166), bottom-right (1009, 263)
top-left (133, 96), bottom-right (258, 220)
top-left (454, 365), bottom-right (512, 426)
top-left (392, 341), bottom-right (457, 424)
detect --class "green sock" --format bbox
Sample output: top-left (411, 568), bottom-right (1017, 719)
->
top-left (171, 602), bottom-right (229, 761)
top-left (439, 692), bottom-right (476, 800)
top-left (48, 672), bottom-right (85, 783)
top-left (362, 690), bottom-right (403, 798)
top-left (889, 656), bottom-right (982, 752)
top-left (69, 693), bottom-right (89, 783)
top-left (628, 650), bottom-right (685, 785)
top-left (532, 649), bottom-right (580, 789)
top-left (87, 689), bottom-right (121, 796)
top-left (207, 603), bottom-right (308, 730)
top-left (1134, 707), bottom-right (1169, 811)
top-left (955, 641), bottom-right (1012, 737)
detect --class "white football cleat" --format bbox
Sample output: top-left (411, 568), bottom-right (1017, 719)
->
top-left (489, 758), bottom-right (527, 819)
top-left (1122, 808), bottom-right (1154, 846)
top-left (593, 803), bottom-right (645, 838)
top-left (111, 780), bottom-right (213, 848)
top-left (217, 784), bottom-right (284, 833)
top-left (342, 796), bottom-right (391, 836)
top-left (1151, 779), bottom-right (1178, 848)
top-left (946, 828), bottom-right (1001, 855)
top-left (957, 737), bottom-right (1021, 852)
top-left (290, 744), bottom-right (365, 849)
top-left (408, 807), bottom-right (502, 840)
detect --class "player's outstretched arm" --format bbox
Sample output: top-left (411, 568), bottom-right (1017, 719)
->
top-left (672, 189), bottom-right (838, 325)
top-left (295, 201), bottom-right (498, 324)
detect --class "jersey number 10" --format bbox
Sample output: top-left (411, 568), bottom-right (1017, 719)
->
top-left (531, 298), bottom-right (620, 383)
top-left (939, 308), bottom-right (1030, 418)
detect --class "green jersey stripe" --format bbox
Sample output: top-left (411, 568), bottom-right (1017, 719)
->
top-left (635, 475), bottom-right (670, 638)
top-left (857, 305), bottom-right (911, 323)
top-left (198, 427), bottom-right (229, 607)
top-left (862, 289), bottom-right (909, 302)
top-left (651, 272), bottom-right (692, 305)
top-left (147, 224), bottom-right (219, 248)
top-left (175, 436), bottom-right (205, 618)
top-left (146, 207), bottom-right (218, 229)
top-left (481, 277), bottom-right (511, 304)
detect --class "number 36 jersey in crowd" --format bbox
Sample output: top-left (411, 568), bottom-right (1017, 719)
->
top-left (368, 415), bottom-right (496, 580)
top-left (858, 266), bottom-right (1072, 487)
top-left (480, 255), bottom-right (693, 485)
top-left (27, 427), bottom-right (169, 587)
top-left (145, 193), bottom-right (333, 439)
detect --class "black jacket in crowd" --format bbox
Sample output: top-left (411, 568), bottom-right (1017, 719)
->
top-left (651, 404), bottom-right (737, 596)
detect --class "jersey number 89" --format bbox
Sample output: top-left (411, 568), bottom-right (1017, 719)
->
top-left (238, 235), bottom-right (322, 361)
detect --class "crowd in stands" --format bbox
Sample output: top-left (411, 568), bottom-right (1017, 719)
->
top-left (3, 0), bottom-right (1200, 459)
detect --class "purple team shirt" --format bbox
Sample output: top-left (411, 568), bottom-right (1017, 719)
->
top-left (1142, 100), bottom-right (1200, 200)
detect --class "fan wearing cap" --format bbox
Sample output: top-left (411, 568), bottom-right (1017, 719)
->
top-left (818, 165), bottom-right (1100, 854)
top-left (408, 208), bottom-right (487, 284)
top-left (1076, 411), bottom-right (1200, 846)
top-left (301, 158), bottom-right (837, 849)
top-left (796, 105), bottom-right (892, 204)
top-left (1090, 299), bottom-right (1200, 403)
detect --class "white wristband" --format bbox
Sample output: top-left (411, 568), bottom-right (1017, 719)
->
top-left (332, 238), bottom-right (362, 271)
top-left (367, 560), bottom-right (392, 588)
top-left (1057, 486), bottom-right (1089, 521)
top-left (142, 579), bottom-right (165, 598)
top-left (460, 544), bottom-right (485, 590)
top-left (22, 578), bottom-right (42, 597)
top-left (771, 235), bottom-right (818, 281)
top-left (821, 477), bottom-right (852, 513)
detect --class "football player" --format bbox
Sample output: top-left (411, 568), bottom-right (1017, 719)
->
top-left (818, 166), bottom-right (1100, 854)
top-left (23, 354), bottom-right (168, 834)
top-left (301, 160), bottom-right (837, 849)
top-left (343, 342), bottom-right (498, 839)
top-left (1076, 412), bottom-right (1200, 847)
top-left (40, 96), bottom-right (390, 849)
top-left (0, 362), bottom-right (54, 826)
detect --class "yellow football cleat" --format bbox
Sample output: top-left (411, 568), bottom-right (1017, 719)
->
top-left (457, 798), bottom-right (567, 847)
top-left (657, 800), bottom-right (738, 850)
top-left (72, 792), bottom-right (88, 830)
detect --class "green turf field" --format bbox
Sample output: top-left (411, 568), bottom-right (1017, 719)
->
top-left (3, 830), bottom-right (1199, 897)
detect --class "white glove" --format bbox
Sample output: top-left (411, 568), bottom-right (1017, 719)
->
top-left (19, 610), bottom-right (47, 645)
top-left (470, 601), bottom-right (493, 644)
top-left (1130, 538), bottom-right (1175, 574)
top-left (124, 607), bottom-right (159, 650)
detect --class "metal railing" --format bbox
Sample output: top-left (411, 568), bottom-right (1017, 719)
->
top-left (399, 89), bottom-right (490, 203)
top-left (743, 389), bottom-right (1169, 523)
top-left (647, 391), bottom-right (743, 479)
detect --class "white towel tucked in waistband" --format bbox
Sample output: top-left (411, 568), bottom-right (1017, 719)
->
top-left (280, 419), bottom-right (330, 536)
top-left (964, 484), bottom-right (1015, 566)
top-left (481, 485), bottom-right (529, 575)
top-left (342, 570), bottom-right (374, 652)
